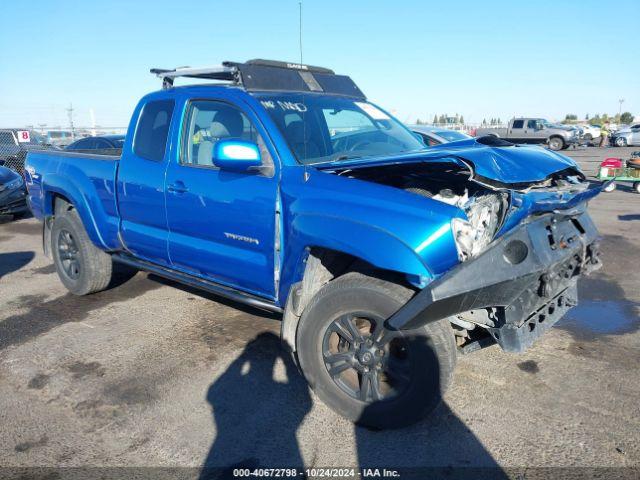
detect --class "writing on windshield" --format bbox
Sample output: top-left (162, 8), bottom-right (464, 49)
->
top-left (255, 93), bottom-right (425, 164)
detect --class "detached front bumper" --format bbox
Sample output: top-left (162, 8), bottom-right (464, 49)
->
top-left (387, 209), bottom-right (601, 353)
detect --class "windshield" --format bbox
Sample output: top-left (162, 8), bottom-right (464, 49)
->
top-left (254, 93), bottom-right (425, 164)
top-left (434, 130), bottom-right (471, 142)
top-left (540, 120), bottom-right (557, 128)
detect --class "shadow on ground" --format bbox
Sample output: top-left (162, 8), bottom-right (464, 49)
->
top-left (199, 332), bottom-right (311, 479)
top-left (0, 251), bottom-right (35, 278)
top-left (199, 332), bottom-right (505, 479)
top-left (0, 270), bottom-right (160, 351)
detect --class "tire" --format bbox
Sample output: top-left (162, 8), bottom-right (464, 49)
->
top-left (51, 209), bottom-right (113, 295)
top-left (633, 182), bottom-right (640, 194)
top-left (548, 136), bottom-right (565, 151)
top-left (296, 272), bottom-right (457, 429)
top-left (615, 137), bottom-right (627, 147)
top-left (603, 182), bottom-right (616, 193)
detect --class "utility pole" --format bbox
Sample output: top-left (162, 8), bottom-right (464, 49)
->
top-left (66, 103), bottom-right (75, 140)
top-left (618, 98), bottom-right (624, 118)
top-left (38, 123), bottom-right (47, 134)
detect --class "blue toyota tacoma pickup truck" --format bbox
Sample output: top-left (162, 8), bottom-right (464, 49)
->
top-left (25, 60), bottom-right (603, 429)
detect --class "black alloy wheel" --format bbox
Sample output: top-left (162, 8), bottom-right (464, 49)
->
top-left (57, 229), bottom-right (81, 280)
top-left (322, 312), bottom-right (412, 402)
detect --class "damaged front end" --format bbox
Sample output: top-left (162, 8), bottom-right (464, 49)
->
top-left (322, 146), bottom-right (603, 354)
top-left (385, 205), bottom-right (602, 353)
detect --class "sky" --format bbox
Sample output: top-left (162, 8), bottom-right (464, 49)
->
top-left (1, 0), bottom-right (638, 129)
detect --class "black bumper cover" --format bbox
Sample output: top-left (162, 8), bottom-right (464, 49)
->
top-left (386, 209), bottom-right (601, 353)
top-left (0, 187), bottom-right (28, 215)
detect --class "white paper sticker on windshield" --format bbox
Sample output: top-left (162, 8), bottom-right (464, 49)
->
top-left (16, 130), bottom-right (31, 143)
top-left (355, 102), bottom-right (390, 120)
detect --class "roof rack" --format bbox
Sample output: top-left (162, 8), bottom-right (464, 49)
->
top-left (150, 66), bottom-right (238, 89)
top-left (150, 59), bottom-right (365, 99)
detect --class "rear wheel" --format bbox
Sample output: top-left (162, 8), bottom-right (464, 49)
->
top-left (603, 182), bottom-right (617, 193)
top-left (296, 272), bottom-right (456, 429)
top-left (548, 136), bottom-right (565, 151)
top-left (633, 182), bottom-right (640, 194)
top-left (51, 209), bottom-right (113, 295)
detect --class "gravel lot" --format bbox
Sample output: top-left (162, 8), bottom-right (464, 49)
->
top-left (0, 147), bottom-right (638, 475)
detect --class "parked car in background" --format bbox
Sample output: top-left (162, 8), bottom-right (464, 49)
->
top-left (615, 123), bottom-right (640, 133)
top-left (475, 118), bottom-right (579, 151)
top-left (410, 125), bottom-right (472, 146)
top-left (610, 125), bottom-right (640, 147)
top-left (45, 130), bottom-right (76, 148)
top-left (0, 165), bottom-right (29, 218)
top-left (579, 124), bottom-right (601, 141)
top-left (65, 135), bottom-right (125, 155)
top-left (0, 128), bottom-right (51, 174)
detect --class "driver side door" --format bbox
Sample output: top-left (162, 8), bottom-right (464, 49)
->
top-left (164, 99), bottom-right (279, 299)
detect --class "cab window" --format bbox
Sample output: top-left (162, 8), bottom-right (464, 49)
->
top-left (181, 100), bottom-right (269, 169)
top-left (134, 100), bottom-right (175, 161)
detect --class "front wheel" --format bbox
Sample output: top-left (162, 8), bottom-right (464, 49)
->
top-left (633, 182), bottom-right (640, 194)
top-left (548, 136), bottom-right (565, 151)
top-left (296, 272), bottom-right (457, 429)
top-left (615, 137), bottom-right (627, 147)
top-left (603, 182), bottom-right (617, 193)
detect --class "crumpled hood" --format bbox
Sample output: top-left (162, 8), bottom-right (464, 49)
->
top-left (315, 139), bottom-right (579, 185)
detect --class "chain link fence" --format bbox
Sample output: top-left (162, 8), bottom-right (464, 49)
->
top-left (0, 127), bottom-right (126, 175)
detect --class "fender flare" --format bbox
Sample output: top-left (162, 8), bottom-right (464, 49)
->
top-left (41, 173), bottom-right (108, 249)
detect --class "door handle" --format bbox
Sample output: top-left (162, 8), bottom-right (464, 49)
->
top-left (167, 181), bottom-right (188, 194)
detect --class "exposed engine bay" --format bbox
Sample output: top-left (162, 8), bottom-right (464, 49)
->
top-left (335, 162), bottom-right (509, 261)
top-left (333, 161), bottom-right (590, 262)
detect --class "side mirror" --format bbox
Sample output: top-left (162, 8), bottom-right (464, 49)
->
top-left (536, 124), bottom-right (544, 131)
top-left (212, 139), bottom-right (262, 172)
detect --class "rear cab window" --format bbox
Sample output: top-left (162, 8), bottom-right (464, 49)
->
top-left (134, 99), bottom-right (175, 161)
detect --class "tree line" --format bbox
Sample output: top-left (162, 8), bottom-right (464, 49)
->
top-left (563, 112), bottom-right (635, 125)
top-left (415, 114), bottom-right (465, 125)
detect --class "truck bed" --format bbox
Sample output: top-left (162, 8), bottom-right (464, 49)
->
top-left (25, 150), bottom-right (122, 250)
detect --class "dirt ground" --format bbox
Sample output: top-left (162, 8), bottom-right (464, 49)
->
top-left (0, 146), bottom-right (638, 477)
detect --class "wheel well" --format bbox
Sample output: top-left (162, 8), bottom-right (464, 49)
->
top-left (280, 247), bottom-right (413, 353)
top-left (53, 194), bottom-right (74, 216)
top-left (43, 194), bottom-right (75, 259)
